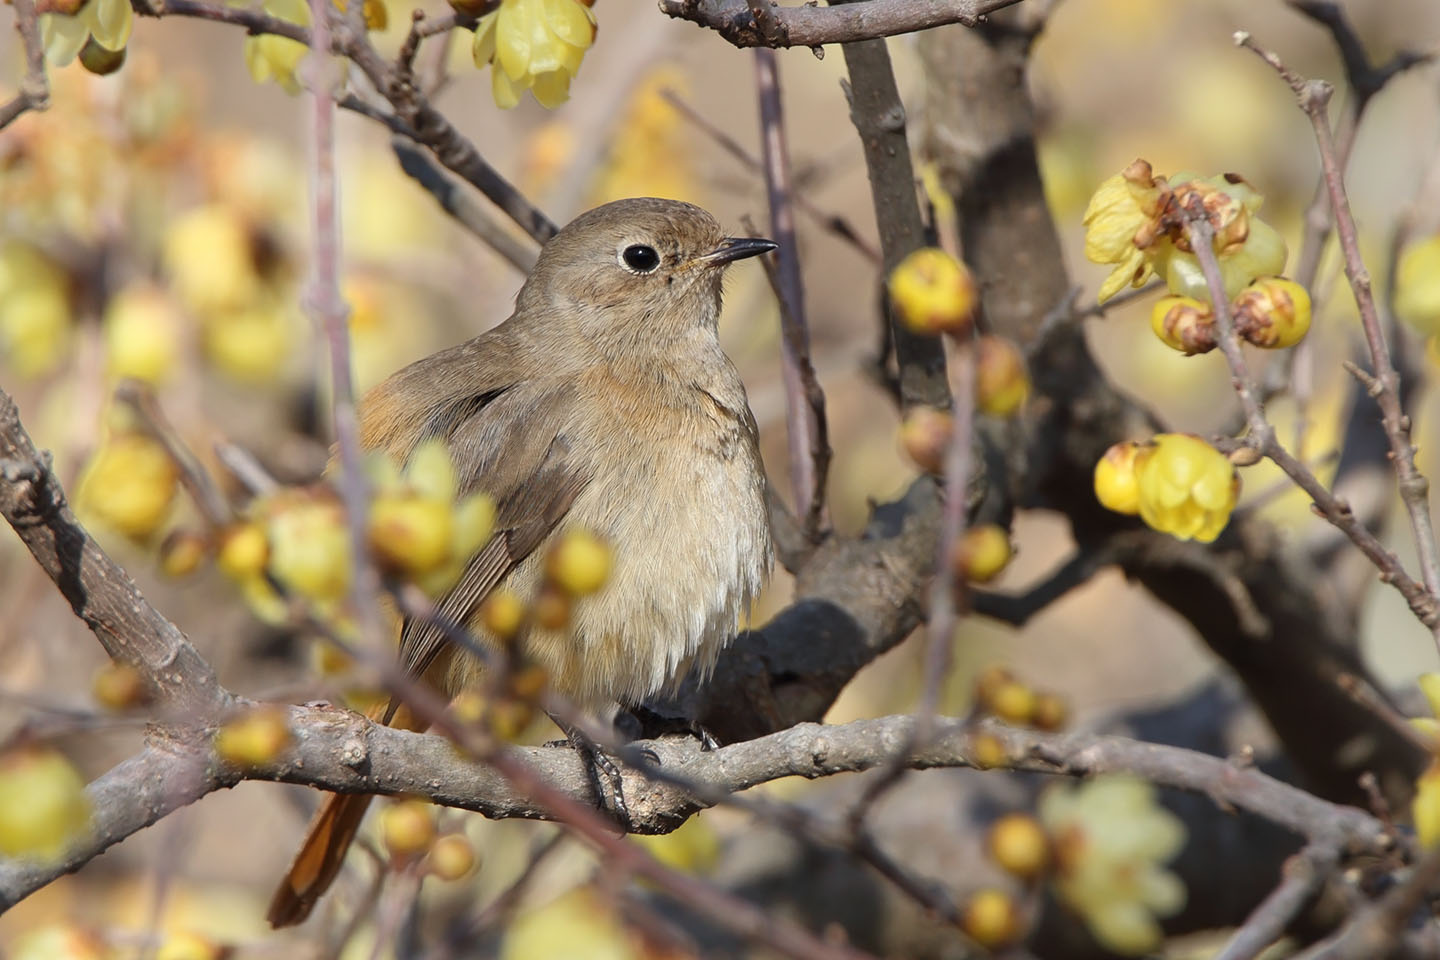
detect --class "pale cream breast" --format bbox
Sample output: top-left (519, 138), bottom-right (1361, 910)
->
top-left (445, 345), bottom-right (771, 712)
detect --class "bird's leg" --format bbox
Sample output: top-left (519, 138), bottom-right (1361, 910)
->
top-left (623, 703), bottom-right (719, 749)
top-left (554, 720), bottom-right (631, 829)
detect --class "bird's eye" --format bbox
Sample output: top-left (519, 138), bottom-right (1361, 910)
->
top-left (620, 244), bottom-right (661, 273)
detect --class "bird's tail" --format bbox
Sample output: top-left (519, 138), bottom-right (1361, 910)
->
top-left (266, 699), bottom-right (420, 928)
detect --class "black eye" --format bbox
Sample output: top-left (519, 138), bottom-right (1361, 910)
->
top-left (621, 244), bottom-right (661, 273)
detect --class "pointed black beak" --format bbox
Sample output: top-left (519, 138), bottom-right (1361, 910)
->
top-left (700, 236), bottom-right (778, 265)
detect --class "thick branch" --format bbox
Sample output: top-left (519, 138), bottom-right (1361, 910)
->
top-left (659, 0), bottom-right (1025, 48)
top-left (0, 710), bottom-right (1388, 910)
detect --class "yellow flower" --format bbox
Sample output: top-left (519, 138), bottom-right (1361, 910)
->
top-left (953, 524), bottom-right (1012, 584)
top-left (1159, 173), bottom-right (1287, 301)
top-left (104, 285), bottom-right (183, 383)
top-left (266, 492), bottom-right (352, 603)
top-left (0, 242), bottom-right (72, 378)
top-left (203, 299), bottom-right (297, 384)
top-left (473, 0), bottom-right (598, 110)
top-left (10, 925), bottom-right (110, 960)
top-left (590, 65), bottom-right (698, 205)
top-left (1396, 235), bottom-right (1440, 338)
top-left (1040, 775), bottom-right (1186, 956)
top-left (41, 0), bottom-right (132, 67)
top-left (163, 205), bottom-right (258, 314)
top-left (889, 247), bottom-right (977, 336)
top-left (1416, 762), bottom-right (1440, 849)
top-left (77, 432), bottom-right (179, 540)
top-left (1082, 159), bottom-right (1165, 303)
top-left (1134, 433), bottom-right (1239, 543)
top-left (243, 0), bottom-right (311, 95)
top-left (214, 706), bottom-right (293, 768)
top-left (0, 746), bottom-right (92, 862)
top-left (366, 440), bottom-right (496, 594)
top-left (974, 335), bottom-right (1029, 416)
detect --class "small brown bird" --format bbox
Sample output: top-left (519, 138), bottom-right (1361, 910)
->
top-left (267, 197), bottom-right (775, 926)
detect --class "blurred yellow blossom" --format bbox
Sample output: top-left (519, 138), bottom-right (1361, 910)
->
top-left (0, 243), bottom-right (72, 378)
top-left (77, 432), bottom-right (179, 540)
top-left (164, 204), bottom-right (258, 315)
top-left (104, 285), bottom-right (183, 383)
top-left (1134, 433), bottom-right (1238, 543)
top-left (366, 439), bottom-right (496, 594)
top-left (1411, 673), bottom-right (1440, 848)
top-left (155, 932), bottom-right (226, 960)
top-left (243, 0), bottom-right (310, 94)
top-left (501, 887), bottom-right (634, 960)
top-left (203, 298), bottom-right (298, 383)
top-left (546, 529), bottom-right (612, 596)
top-left (0, 745), bottom-right (92, 862)
top-left (591, 65), bottom-right (698, 205)
top-left (1093, 440), bottom-right (1145, 516)
top-left (40, 0), bottom-right (132, 67)
top-left (1396, 235), bottom-right (1440, 338)
top-left (974, 335), bottom-right (1029, 416)
top-left (10, 925), bottom-right (111, 960)
top-left (473, 0), bottom-right (597, 109)
top-left (1040, 775), bottom-right (1185, 956)
top-left (214, 706), bottom-right (293, 768)
top-left (266, 491), bottom-right (352, 604)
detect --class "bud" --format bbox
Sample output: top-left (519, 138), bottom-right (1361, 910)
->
top-left (969, 732), bottom-right (1008, 770)
top-left (451, 690), bottom-right (487, 726)
top-left (1032, 692), bottom-right (1069, 732)
top-left (78, 37), bottom-right (126, 75)
top-left (490, 698), bottom-right (535, 741)
top-left (78, 434), bottom-right (179, 541)
top-left (986, 681), bottom-right (1037, 726)
top-left (428, 833), bottom-right (478, 881)
top-left (534, 585), bottom-right (571, 629)
top-left (961, 888), bottom-right (1022, 947)
top-left (480, 589), bottom-right (526, 640)
top-left (889, 247), bottom-right (978, 337)
top-left (1093, 440), bottom-right (1147, 516)
top-left (309, 639), bottom-right (352, 677)
top-left (1233, 276), bottom-right (1311, 349)
top-left (1149, 296), bottom-right (1216, 355)
top-left (953, 524), bottom-right (1012, 584)
top-left (214, 706), bottom-right (292, 768)
top-left (382, 799), bottom-right (436, 857)
top-left (987, 813), bottom-right (1050, 879)
top-left (509, 663), bottom-right (549, 701)
top-left (899, 406), bottom-right (952, 474)
top-left (547, 531), bottom-right (612, 595)
top-left (158, 529), bottom-right (210, 579)
top-left (216, 522), bottom-right (268, 580)
top-left (92, 662), bottom-right (148, 711)
top-left (974, 336), bottom-right (1029, 417)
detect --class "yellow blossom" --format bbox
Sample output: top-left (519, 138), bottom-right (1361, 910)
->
top-left (0, 243), bottom-right (72, 378)
top-left (164, 205), bottom-right (258, 315)
top-left (155, 932), bottom-right (226, 960)
top-left (473, 0), bottom-right (598, 110)
top-left (974, 335), bottom-right (1029, 416)
top-left (41, 0), bottom-right (132, 67)
top-left (1134, 433), bottom-right (1238, 543)
top-left (1082, 159), bottom-right (1165, 302)
top-left (10, 925), bottom-right (111, 960)
top-left (547, 529), bottom-right (612, 595)
top-left (0, 746), bottom-right (92, 862)
top-left (1416, 762), bottom-right (1440, 849)
top-left (961, 888), bottom-right (1022, 948)
top-left (266, 493), bottom-right (352, 603)
top-left (1395, 235), bottom-right (1440, 338)
top-left (365, 440), bottom-right (496, 594)
top-left (104, 285), bottom-right (183, 383)
top-left (954, 524), bottom-right (1012, 584)
top-left (214, 706), bottom-right (293, 768)
top-left (244, 0), bottom-right (311, 94)
top-left (1040, 775), bottom-right (1186, 956)
top-left (590, 65), bottom-right (698, 205)
top-left (77, 432), bottom-right (179, 540)
top-left (203, 299), bottom-right (297, 383)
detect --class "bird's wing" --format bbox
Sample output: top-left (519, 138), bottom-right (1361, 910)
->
top-left (391, 380), bottom-right (591, 688)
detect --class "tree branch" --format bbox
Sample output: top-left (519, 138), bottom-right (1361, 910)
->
top-left (659, 0), bottom-right (1026, 49)
top-left (0, 0), bottom-right (48, 130)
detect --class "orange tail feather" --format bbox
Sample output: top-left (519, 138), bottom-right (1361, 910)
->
top-left (266, 700), bottom-right (423, 928)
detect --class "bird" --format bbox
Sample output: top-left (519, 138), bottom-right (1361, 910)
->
top-left (267, 197), bottom-right (776, 927)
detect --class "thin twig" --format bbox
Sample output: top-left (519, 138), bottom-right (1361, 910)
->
top-left (0, 0), bottom-right (49, 131)
top-left (1236, 31), bottom-right (1440, 640)
top-left (114, 381), bottom-right (231, 528)
top-left (1184, 195), bottom-right (1439, 633)
top-left (304, 0), bottom-right (389, 654)
top-left (753, 48), bottom-right (827, 536)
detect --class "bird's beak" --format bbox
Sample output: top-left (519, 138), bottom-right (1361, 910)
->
top-left (698, 236), bottom-right (778, 265)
